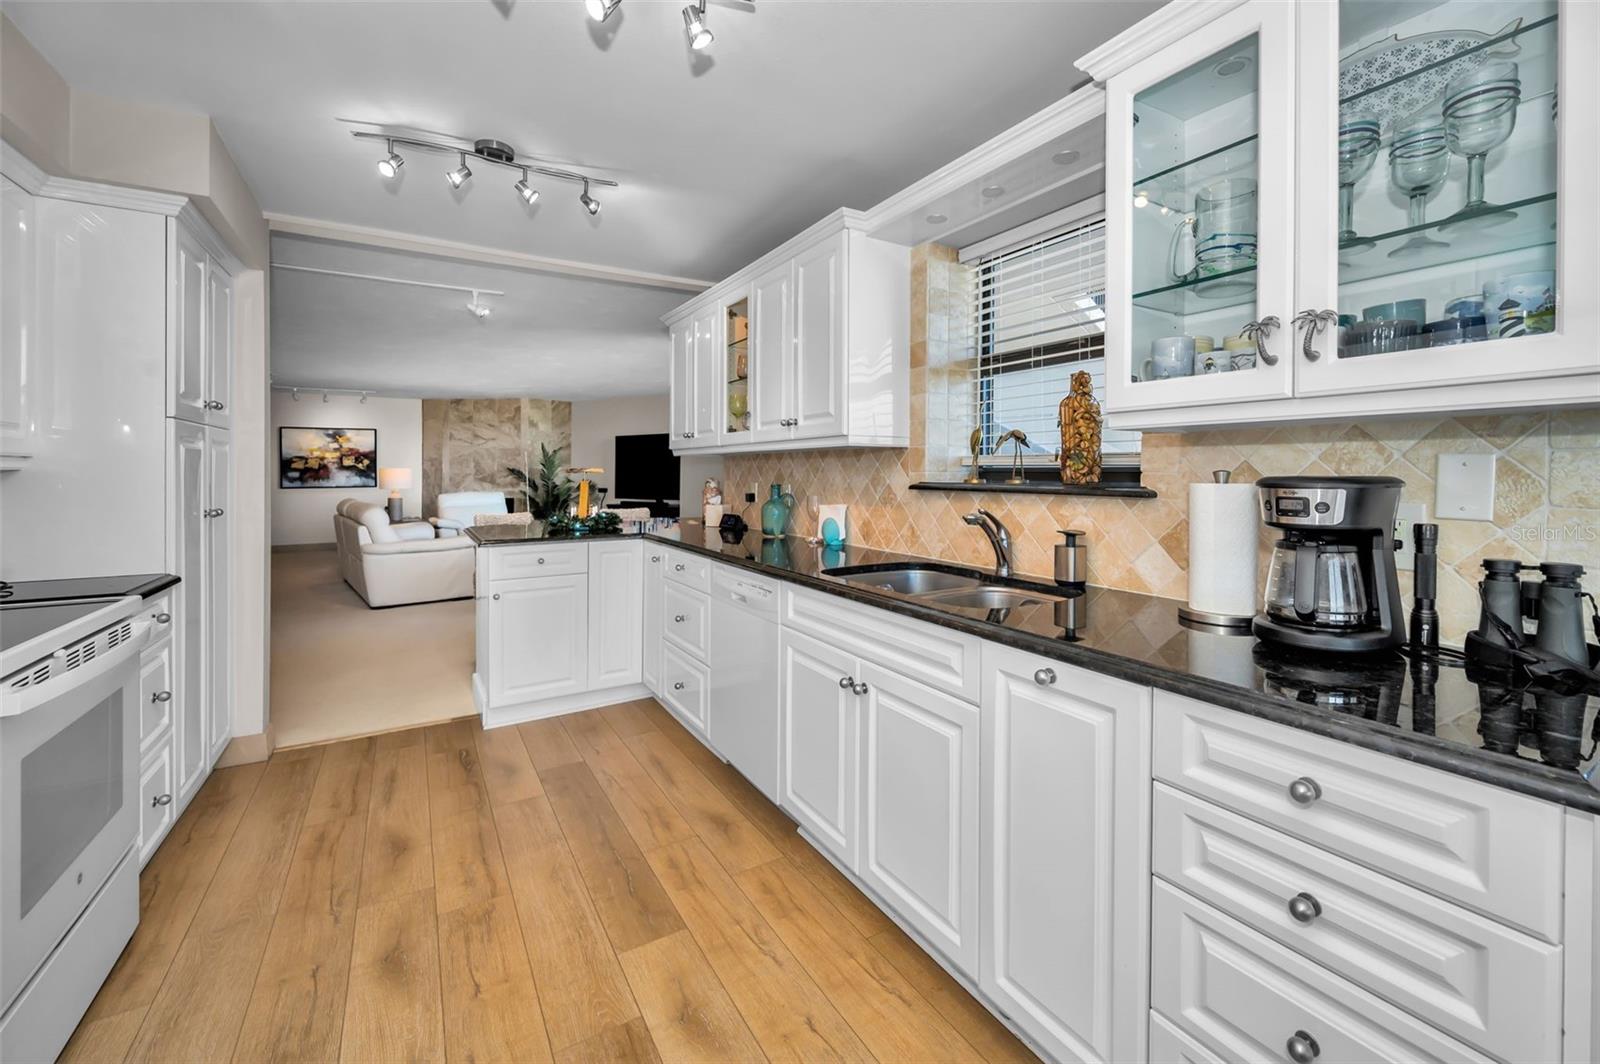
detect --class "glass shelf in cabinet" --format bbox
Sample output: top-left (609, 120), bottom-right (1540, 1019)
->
top-left (726, 377), bottom-right (748, 387)
top-left (1339, 191), bottom-right (1555, 285)
top-left (1132, 264), bottom-right (1257, 316)
top-left (727, 337), bottom-right (748, 351)
top-left (1338, 13), bottom-right (1557, 115)
top-left (1132, 135), bottom-right (1258, 205)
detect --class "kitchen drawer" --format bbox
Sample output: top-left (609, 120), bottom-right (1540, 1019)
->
top-left (1150, 1010), bottom-right (1225, 1064)
top-left (139, 742), bottom-right (175, 866)
top-left (141, 592), bottom-right (175, 633)
top-left (784, 585), bottom-right (981, 702)
top-left (1153, 784), bottom-right (1561, 1062)
top-left (663, 547), bottom-right (712, 592)
top-left (661, 641), bottom-right (709, 739)
top-left (1152, 692), bottom-right (1563, 942)
top-left (488, 541), bottom-right (587, 581)
top-left (662, 581), bottom-right (709, 659)
top-left (138, 637), bottom-right (174, 754)
top-left (1152, 880), bottom-right (1490, 1064)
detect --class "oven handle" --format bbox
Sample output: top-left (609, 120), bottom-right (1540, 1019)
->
top-left (0, 620), bottom-right (154, 719)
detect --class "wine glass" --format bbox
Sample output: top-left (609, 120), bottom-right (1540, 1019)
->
top-left (1441, 60), bottom-right (1521, 230)
top-left (1337, 113), bottom-right (1382, 255)
top-left (1387, 116), bottom-right (1451, 259)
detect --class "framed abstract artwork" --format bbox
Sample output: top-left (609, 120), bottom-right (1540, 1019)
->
top-left (279, 427), bottom-right (379, 488)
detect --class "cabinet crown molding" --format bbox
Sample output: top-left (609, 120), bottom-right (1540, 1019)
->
top-left (1075, 0), bottom-right (1251, 82)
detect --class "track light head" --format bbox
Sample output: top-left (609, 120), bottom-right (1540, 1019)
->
top-left (466, 292), bottom-right (493, 319)
top-left (377, 140), bottom-right (404, 179)
top-left (446, 153), bottom-right (472, 189)
top-left (586, 0), bottom-right (621, 21)
top-left (579, 179), bottom-right (601, 216)
top-left (514, 173), bottom-right (540, 206)
top-left (683, 3), bottom-right (713, 50)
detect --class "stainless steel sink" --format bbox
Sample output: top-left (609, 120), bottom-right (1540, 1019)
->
top-left (920, 586), bottom-right (1064, 610)
top-left (826, 567), bottom-right (985, 595)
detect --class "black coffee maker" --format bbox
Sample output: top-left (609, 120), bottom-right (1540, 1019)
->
top-left (1253, 475), bottom-right (1405, 653)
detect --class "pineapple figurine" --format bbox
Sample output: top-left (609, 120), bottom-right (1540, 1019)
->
top-left (1058, 369), bottom-right (1102, 485)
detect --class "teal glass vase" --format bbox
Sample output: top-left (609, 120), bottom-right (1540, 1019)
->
top-left (760, 484), bottom-right (795, 537)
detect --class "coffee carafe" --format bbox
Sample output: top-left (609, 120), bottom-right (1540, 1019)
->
top-left (1253, 475), bottom-right (1404, 653)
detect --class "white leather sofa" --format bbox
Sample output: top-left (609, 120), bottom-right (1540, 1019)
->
top-left (431, 491), bottom-right (513, 537)
top-left (333, 499), bottom-right (475, 608)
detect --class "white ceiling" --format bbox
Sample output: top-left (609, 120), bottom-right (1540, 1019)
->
top-left (269, 233), bottom-right (686, 398)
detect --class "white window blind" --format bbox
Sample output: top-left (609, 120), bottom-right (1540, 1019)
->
top-left (972, 217), bottom-right (1139, 465)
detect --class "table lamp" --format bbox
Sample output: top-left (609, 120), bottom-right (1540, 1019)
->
top-left (378, 467), bottom-right (412, 521)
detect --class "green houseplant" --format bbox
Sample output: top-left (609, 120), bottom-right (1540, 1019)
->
top-left (506, 444), bottom-right (575, 523)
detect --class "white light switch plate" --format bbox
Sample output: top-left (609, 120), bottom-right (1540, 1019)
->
top-left (1436, 453), bottom-right (1496, 521)
top-left (1395, 502), bottom-right (1428, 571)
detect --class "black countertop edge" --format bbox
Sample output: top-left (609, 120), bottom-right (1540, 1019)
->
top-left (644, 531), bottom-right (1600, 815)
top-left (909, 481), bottom-right (1158, 498)
top-left (464, 528), bottom-right (647, 547)
top-left (134, 574), bottom-right (182, 598)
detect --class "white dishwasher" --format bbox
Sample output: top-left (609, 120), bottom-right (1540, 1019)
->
top-left (707, 566), bottom-right (781, 802)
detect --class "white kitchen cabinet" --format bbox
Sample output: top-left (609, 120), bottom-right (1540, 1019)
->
top-left (588, 539), bottom-right (643, 690)
top-left (137, 743), bottom-right (175, 868)
top-left (980, 644), bottom-right (1152, 1064)
top-left (665, 211), bottom-right (908, 454)
top-left (486, 573), bottom-right (590, 707)
top-left (778, 627), bottom-right (861, 871)
top-left (171, 420), bottom-right (208, 803)
top-left (858, 661), bottom-right (980, 976)
top-left (168, 223), bottom-right (233, 428)
top-left (0, 175), bottom-right (36, 469)
top-left (1083, 0), bottom-right (1600, 430)
top-left (205, 263), bottom-right (233, 429)
top-left (642, 546), bottom-right (664, 695)
top-left (204, 425), bottom-right (231, 764)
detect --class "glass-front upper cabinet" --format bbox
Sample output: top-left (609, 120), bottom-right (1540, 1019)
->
top-left (1104, 0), bottom-right (1297, 414)
top-left (1295, 0), bottom-right (1596, 393)
top-left (723, 296), bottom-right (750, 440)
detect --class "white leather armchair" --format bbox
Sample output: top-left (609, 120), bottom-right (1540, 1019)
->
top-left (333, 499), bottom-right (475, 608)
top-left (431, 491), bottom-right (513, 537)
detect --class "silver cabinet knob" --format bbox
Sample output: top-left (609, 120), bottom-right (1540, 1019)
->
top-left (1034, 667), bottom-right (1056, 686)
top-left (651, 555), bottom-right (661, 562)
top-left (1240, 315), bottom-right (1281, 366)
top-left (851, 680), bottom-right (869, 696)
top-left (536, 557), bottom-right (546, 565)
top-left (155, 612), bottom-right (171, 624)
top-left (492, 593), bottom-right (501, 600)
top-left (151, 690), bottom-right (172, 703)
top-left (1288, 777), bottom-right (1322, 806)
top-left (1292, 309), bottom-right (1337, 362)
top-left (1285, 1031), bottom-right (1320, 1064)
top-left (673, 681), bottom-right (686, 691)
top-left (674, 564), bottom-right (686, 572)
top-left (151, 793), bottom-right (173, 808)
top-left (1287, 892), bottom-right (1322, 924)
top-left (674, 614), bottom-right (686, 623)
top-left (838, 676), bottom-right (854, 689)
top-left (214, 507), bottom-right (224, 517)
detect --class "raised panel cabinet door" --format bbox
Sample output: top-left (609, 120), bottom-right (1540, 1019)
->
top-left (642, 548), bottom-right (664, 694)
top-left (169, 225), bottom-right (208, 423)
top-left (0, 176), bottom-right (35, 461)
top-left (981, 644), bottom-right (1153, 1064)
top-left (587, 539), bottom-right (643, 689)
top-left (750, 259), bottom-right (794, 441)
top-left (170, 420), bottom-right (208, 801)
top-left (669, 318), bottom-right (694, 445)
top-left (138, 742), bottom-right (175, 867)
top-left (790, 234), bottom-right (847, 439)
top-left (858, 662), bottom-right (980, 976)
top-left (487, 574), bottom-right (590, 707)
top-left (204, 426), bottom-right (231, 765)
top-left (779, 627), bottom-right (860, 871)
top-left (690, 305), bottom-right (721, 446)
top-left (204, 261), bottom-right (232, 428)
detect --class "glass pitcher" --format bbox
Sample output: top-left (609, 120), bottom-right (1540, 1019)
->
top-left (1264, 540), bottom-right (1370, 628)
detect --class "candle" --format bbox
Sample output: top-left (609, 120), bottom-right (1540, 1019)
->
top-left (578, 479), bottom-right (590, 518)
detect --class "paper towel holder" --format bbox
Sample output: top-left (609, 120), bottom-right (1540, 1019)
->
top-left (1178, 468), bottom-right (1257, 631)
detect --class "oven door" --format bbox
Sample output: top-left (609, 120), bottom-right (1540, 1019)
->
top-left (0, 620), bottom-right (147, 1009)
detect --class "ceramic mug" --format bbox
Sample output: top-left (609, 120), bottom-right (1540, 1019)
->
top-left (1142, 336), bottom-right (1195, 381)
top-left (1191, 335), bottom-right (1216, 354)
top-left (1223, 334), bottom-right (1257, 370)
top-left (1196, 353), bottom-right (1232, 374)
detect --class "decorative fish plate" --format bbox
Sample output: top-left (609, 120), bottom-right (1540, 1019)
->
top-left (1340, 18), bottom-right (1523, 130)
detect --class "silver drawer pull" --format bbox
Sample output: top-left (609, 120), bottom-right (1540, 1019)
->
top-left (492, 593), bottom-right (501, 600)
top-left (673, 681), bottom-right (686, 691)
top-left (155, 612), bottom-right (172, 624)
top-left (1287, 892), bottom-right (1322, 924)
top-left (537, 557), bottom-right (546, 565)
top-left (1034, 667), bottom-right (1056, 686)
top-left (151, 690), bottom-right (172, 704)
top-left (674, 614), bottom-right (686, 623)
top-left (674, 563), bottom-right (687, 572)
top-left (1285, 1031), bottom-right (1320, 1064)
top-left (1287, 777), bottom-right (1322, 806)
top-left (151, 793), bottom-right (172, 808)
top-left (838, 676), bottom-right (854, 689)
top-left (651, 555), bottom-right (661, 562)
top-left (851, 680), bottom-right (869, 696)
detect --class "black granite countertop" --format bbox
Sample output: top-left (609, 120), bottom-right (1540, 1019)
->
top-left (465, 526), bottom-right (646, 546)
top-left (0, 573), bottom-right (180, 602)
top-left (649, 522), bottom-right (1600, 814)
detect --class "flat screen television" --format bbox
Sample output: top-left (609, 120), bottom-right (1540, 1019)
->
top-left (613, 432), bottom-right (680, 504)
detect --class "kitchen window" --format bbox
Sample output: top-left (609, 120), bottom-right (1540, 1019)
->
top-left (968, 207), bottom-right (1140, 471)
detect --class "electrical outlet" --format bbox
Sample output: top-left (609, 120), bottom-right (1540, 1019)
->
top-left (1395, 502), bottom-right (1428, 571)
top-left (1436, 453), bottom-right (1496, 521)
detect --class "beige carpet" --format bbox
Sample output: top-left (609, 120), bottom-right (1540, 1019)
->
top-left (269, 549), bottom-right (475, 748)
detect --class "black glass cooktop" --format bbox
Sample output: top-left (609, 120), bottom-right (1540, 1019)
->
top-left (0, 573), bottom-right (177, 604)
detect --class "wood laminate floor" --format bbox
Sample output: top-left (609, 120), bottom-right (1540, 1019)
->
top-left (63, 698), bottom-right (1036, 1064)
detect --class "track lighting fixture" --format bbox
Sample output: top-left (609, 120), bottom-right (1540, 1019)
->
top-left (682, 1), bottom-right (713, 50)
top-left (352, 131), bottom-right (616, 221)
top-left (514, 171), bottom-right (540, 206)
top-left (377, 139), bottom-right (404, 179)
top-left (585, 0), bottom-right (621, 22)
top-left (579, 179), bottom-right (601, 216)
top-left (466, 291), bottom-right (493, 319)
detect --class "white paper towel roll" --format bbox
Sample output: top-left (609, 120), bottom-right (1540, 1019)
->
top-left (1187, 480), bottom-right (1259, 620)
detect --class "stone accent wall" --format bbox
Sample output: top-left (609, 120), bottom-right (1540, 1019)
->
top-left (420, 398), bottom-right (572, 517)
